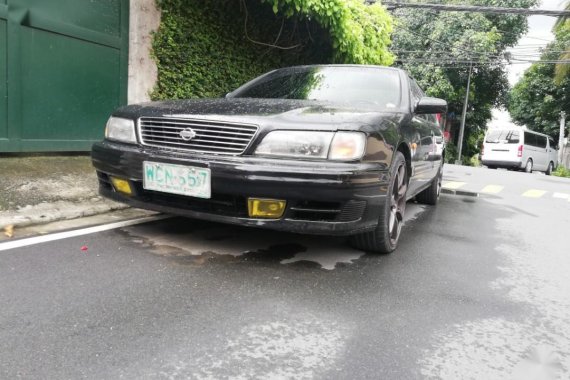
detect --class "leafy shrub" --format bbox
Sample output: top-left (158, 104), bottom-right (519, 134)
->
top-left (444, 141), bottom-right (457, 164)
top-left (553, 166), bottom-right (570, 178)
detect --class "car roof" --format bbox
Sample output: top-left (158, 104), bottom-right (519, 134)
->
top-left (487, 127), bottom-right (549, 138)
top-left (269, 64), bottom-right (405, 74)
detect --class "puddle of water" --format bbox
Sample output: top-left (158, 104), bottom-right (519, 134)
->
top-left (405, 203), bottom-right (427, 225)
top-left (123, 203), bottom-right (429, 271)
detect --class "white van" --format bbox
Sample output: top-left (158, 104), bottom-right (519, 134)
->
top-left (481, 128), bottom-right (558, 174)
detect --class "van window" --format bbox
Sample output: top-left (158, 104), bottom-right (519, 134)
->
top-left (536, 135), bottom-right (547, 148)
top-left (486, 130), bottom-right (520, 144)
top-left (549, 138), bottom-right (557, 149)
top-left (524, 132), bottom-right (537, 147)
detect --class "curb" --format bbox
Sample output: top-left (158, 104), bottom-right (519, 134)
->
top-left (0, 199), bottom-right (130, 230)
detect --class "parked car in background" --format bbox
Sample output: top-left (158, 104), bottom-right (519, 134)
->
top-left (481, 127), bottom-right (558, 174)
top-left (92, 65), bottom-right (446, 253)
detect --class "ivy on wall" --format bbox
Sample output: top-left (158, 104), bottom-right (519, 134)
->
top-left (151, 0), bottom-right (393, 100)
top-left (265, 0), bottom-right (394, 65)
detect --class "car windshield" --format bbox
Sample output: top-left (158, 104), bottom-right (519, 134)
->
top-left (485, 130), bottom-right (520, 144)
top-left (231, 66), bottom-right (401, 109)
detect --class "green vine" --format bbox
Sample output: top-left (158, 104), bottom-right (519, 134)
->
top-left (264, 0), bottom-right (394, 65)
top-left (151, 0), bottom-right (394, 101)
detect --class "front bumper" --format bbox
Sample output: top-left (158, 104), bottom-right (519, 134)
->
top-left (92, 141), bottom-right (390, 235)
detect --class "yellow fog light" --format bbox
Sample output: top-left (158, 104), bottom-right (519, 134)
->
top-left (248, 198), bottom-right (286, 219)
top-left (110, 177), bottom-right (133, 195)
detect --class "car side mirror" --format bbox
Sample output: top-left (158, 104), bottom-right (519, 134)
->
top-left (415, 97), bottom-right (447, 114)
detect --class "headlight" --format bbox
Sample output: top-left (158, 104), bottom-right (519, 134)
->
top-left (255, 131), bottom-right (366, 160)
top-left (105, 117), bottom-right (137, 144)
top-left (255, 131), bottom-right (334, 159)
top-left (329, 131), bottom-right (367, 160)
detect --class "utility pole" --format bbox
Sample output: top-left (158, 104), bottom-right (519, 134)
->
top-left (559, 111), bottom-right (567, 167)
top-left (456, 62), bottom-right (472, 165)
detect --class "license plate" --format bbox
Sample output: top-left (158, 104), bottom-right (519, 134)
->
top-left (143, 161), bottom-right (211, 199)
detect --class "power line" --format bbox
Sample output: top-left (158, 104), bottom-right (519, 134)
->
top-left (368, 1), bottom-right (570, 17)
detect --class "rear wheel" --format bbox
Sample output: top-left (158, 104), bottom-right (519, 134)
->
top-left (546, 161), bottom-right (554, 175)
top-left (416, 162), bottom-right (442, 205)
top-left (524, 159), bottom-right (533, 173)
top-left (349, 152), bottom-right (407, 254)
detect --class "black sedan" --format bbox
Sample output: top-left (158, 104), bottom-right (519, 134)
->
top-left (92, 65), bottom-right (447, 253)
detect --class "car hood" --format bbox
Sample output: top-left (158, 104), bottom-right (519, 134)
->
top-left (113, 98), bottom-right (405, 131)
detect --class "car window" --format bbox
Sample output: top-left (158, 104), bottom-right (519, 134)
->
top-left (536, 135), bottom-right (547, 148)
top-left (409, 79), bottom-right (423, 106)
top-left (549, 138), bottom-right (557, 149)
top-left (524, 132), bottom-right (537, 147)
top-left (231, 67), bottom-right (402, 109)
top-left (410, 79), bottom-right (436, 122)
top-left (486, 130), bottom-right (520, 144)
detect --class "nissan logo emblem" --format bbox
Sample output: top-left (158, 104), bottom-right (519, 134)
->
top-left (179, 128), bottom-right (197, 141)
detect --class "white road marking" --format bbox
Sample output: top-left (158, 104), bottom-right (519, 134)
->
top-left (552, 192), bottom-right (570, 200)
top-left (480, 185), bottom-right (504, 194)
top-left (442, 181), bottom-right (466, 190)
top-left (0, 215), bottom-right (170, 252)
top-left (522, 189), bottom-right (547, 198)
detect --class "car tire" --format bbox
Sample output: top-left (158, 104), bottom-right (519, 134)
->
top-left (546, 161), bottom-right (554, 175)
top-left (349, 152), bottom-right (407, 254)
top-left (524, 159), bottom-right (533, 173)
top-left (416, 162), bottom-right (442, 206)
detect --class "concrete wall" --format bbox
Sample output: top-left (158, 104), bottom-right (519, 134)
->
top-left (128, 0), bottom-right (161, 104)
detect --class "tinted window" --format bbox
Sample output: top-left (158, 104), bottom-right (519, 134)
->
top-left (536, 135), bottom-right (547, 148)
top-left (486, 130), bottom-right (520, 144)
top-left (410, 79), bottom-right (423, 105)
top-left (549, 138), bottom-right (557, 149)
top-left (231, 67), bottom-right (401, 108)
top-left (524, 132), bottom-right (537, 147)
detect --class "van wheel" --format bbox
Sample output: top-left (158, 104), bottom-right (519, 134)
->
top-left (546, 162), bottom-right (554, 175)
top-left (349, 152), bottom-right (407, 254)
top-left (416, 163), bottom-right (442, 206)
top-left (524, 159), bottom-right (533, 173)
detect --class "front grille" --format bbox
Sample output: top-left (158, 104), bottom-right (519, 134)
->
top-left (138, 117), bottom-right (258, 155)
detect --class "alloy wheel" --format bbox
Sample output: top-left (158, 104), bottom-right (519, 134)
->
top-left (389, 163), bottom-right (407, 245)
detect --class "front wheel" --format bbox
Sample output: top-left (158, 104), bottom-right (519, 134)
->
top-left (349, 152), bottom-right (408, 254)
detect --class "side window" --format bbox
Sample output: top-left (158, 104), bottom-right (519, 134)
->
top-left (524, 132), bottom-right (536, 147)
top-left (549, 138), bottom-right (557, 149)
top-left (410, 79), bottom-right (436, 123)
top-left (409, 79), bottom-right (423, 107)
top-left (537, 136), bottom-right (547, 149)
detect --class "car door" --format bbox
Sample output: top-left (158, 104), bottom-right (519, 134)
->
top-left (548, 137), bottom-right (558, 167)
top-left (534, 134), bottom-right (548, 171)
top-left (408, 79), bottom-right (435, 195)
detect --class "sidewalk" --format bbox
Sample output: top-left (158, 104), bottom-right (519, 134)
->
top-left (0, 155), bottom-right (131, 237)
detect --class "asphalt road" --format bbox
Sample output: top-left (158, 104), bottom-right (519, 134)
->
top-left (1, 164), bottom-right (569, 379)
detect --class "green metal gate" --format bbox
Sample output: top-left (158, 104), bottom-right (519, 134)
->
top-left (0, 0), bottom-right (129, 152)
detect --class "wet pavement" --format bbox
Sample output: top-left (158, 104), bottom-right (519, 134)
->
top-left (0, 166), bottom-right (569, 379)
